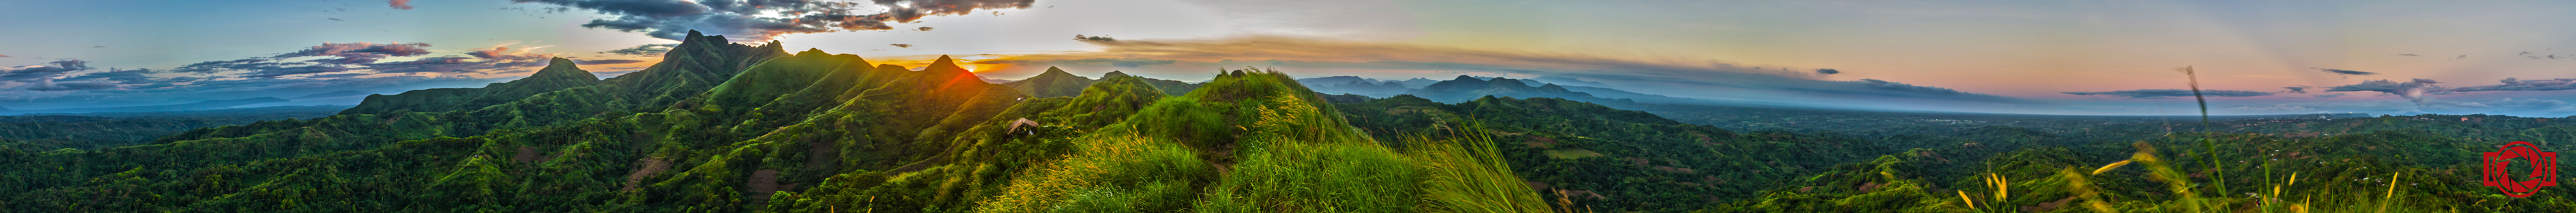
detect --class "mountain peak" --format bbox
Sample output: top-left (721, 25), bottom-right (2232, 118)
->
top-left (547, 57), bottom-right (576, 67)
top-left (761, 40), bottom-right (786, 52)
top-left (1536, 83), bottom-right (1569, 92)
top-left (798, 48), bottom-right (829, 56)
top-left (1486, 77), bottom-right (1528, 87)
top-left (1450, 75), bottom-right (1481, 82)
top-left (1018, 66), bottom-right (1088, 82)
top-left (532, 57), bottom-right (597, 80)
top-left (1005, 66), bottom-right (1100, 98)
top-left (683, 30), bottom-right (728, 44)
top-left (1042, 66), bottom-right (1070, 75)
top-left (924, 55), bottom-right (967, 73)
top-left (1103, 70), bottom-right (1131, 78)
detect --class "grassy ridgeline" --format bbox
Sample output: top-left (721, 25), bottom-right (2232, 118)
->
top-left (975, 70), bottom-right (1553, 212)
top-left (765, 70), bottom-right (1553, 212)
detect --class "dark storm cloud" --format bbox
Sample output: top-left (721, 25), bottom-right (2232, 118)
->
top-left (889, 44), bottom-right (914, 48)
top-left (2312, 67), bottom-right (2376, 75)
top-left (1814, 68), bottom-right (1839, 75)
top-left (1, 60), bottom-right (92, 81)
top-left (2450, 77), bottom-right (2576, 93)
top-left (2062, 89), bottom-right (2277, 99)
top-left (390, 0), bottom-right (414, 10)
top-left (600, 44), bottom-right (678, 56)
top-left (514, 0), bottom-right (1035, 42)
top-left (575, 59), bottom-right (645, 65)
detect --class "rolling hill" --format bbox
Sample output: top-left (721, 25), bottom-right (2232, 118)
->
top-left (0, 31), bottom-right (1548, 212)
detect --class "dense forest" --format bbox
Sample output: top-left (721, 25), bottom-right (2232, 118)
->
top-left (1, 30), bottom-right (2569, 212)
top-left (0, 105), bottom-right (343, 151)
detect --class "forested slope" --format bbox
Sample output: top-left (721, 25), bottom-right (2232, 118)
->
top-left (0, 32), bottom-right (1549, 212)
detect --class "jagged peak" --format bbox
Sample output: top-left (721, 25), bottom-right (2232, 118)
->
top-left (760, 40), bottom-right (786, 52)
top-left (683, 30), bottom-right (728, 45)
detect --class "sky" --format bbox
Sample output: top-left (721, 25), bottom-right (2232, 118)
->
top-left (2, 0), bottom-right (2573, 116)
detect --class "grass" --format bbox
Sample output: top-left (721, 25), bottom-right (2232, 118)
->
top-left (1407, 122), bottom-right (1553, 212)
top-left (972, 131), bottom-right (1211, 212)
top-left (2073, 141), bottom-right (2443, 213)
top-left (967, 68), bottom-right (1553, 212)
top-left (2177, 66), bottom-right (2230, 199)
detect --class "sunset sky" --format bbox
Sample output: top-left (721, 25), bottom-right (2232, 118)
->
top-left (3, 0), bottom-right (2573, 116)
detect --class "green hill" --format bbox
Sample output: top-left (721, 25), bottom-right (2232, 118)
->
top-left (0, 32), bottom-right (1549, 212)
top-left (340, 57), bottom-right (600, 115)
top-left (5, 30), bottom-right (2570, 212)
top-left (999, 67), bottom-right (1096, 98)
top-left (1102, 70), bottom-right (1202, 96)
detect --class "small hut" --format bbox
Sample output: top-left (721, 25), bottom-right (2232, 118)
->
top-left (1006, 118), bottom-right (1043, 136)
